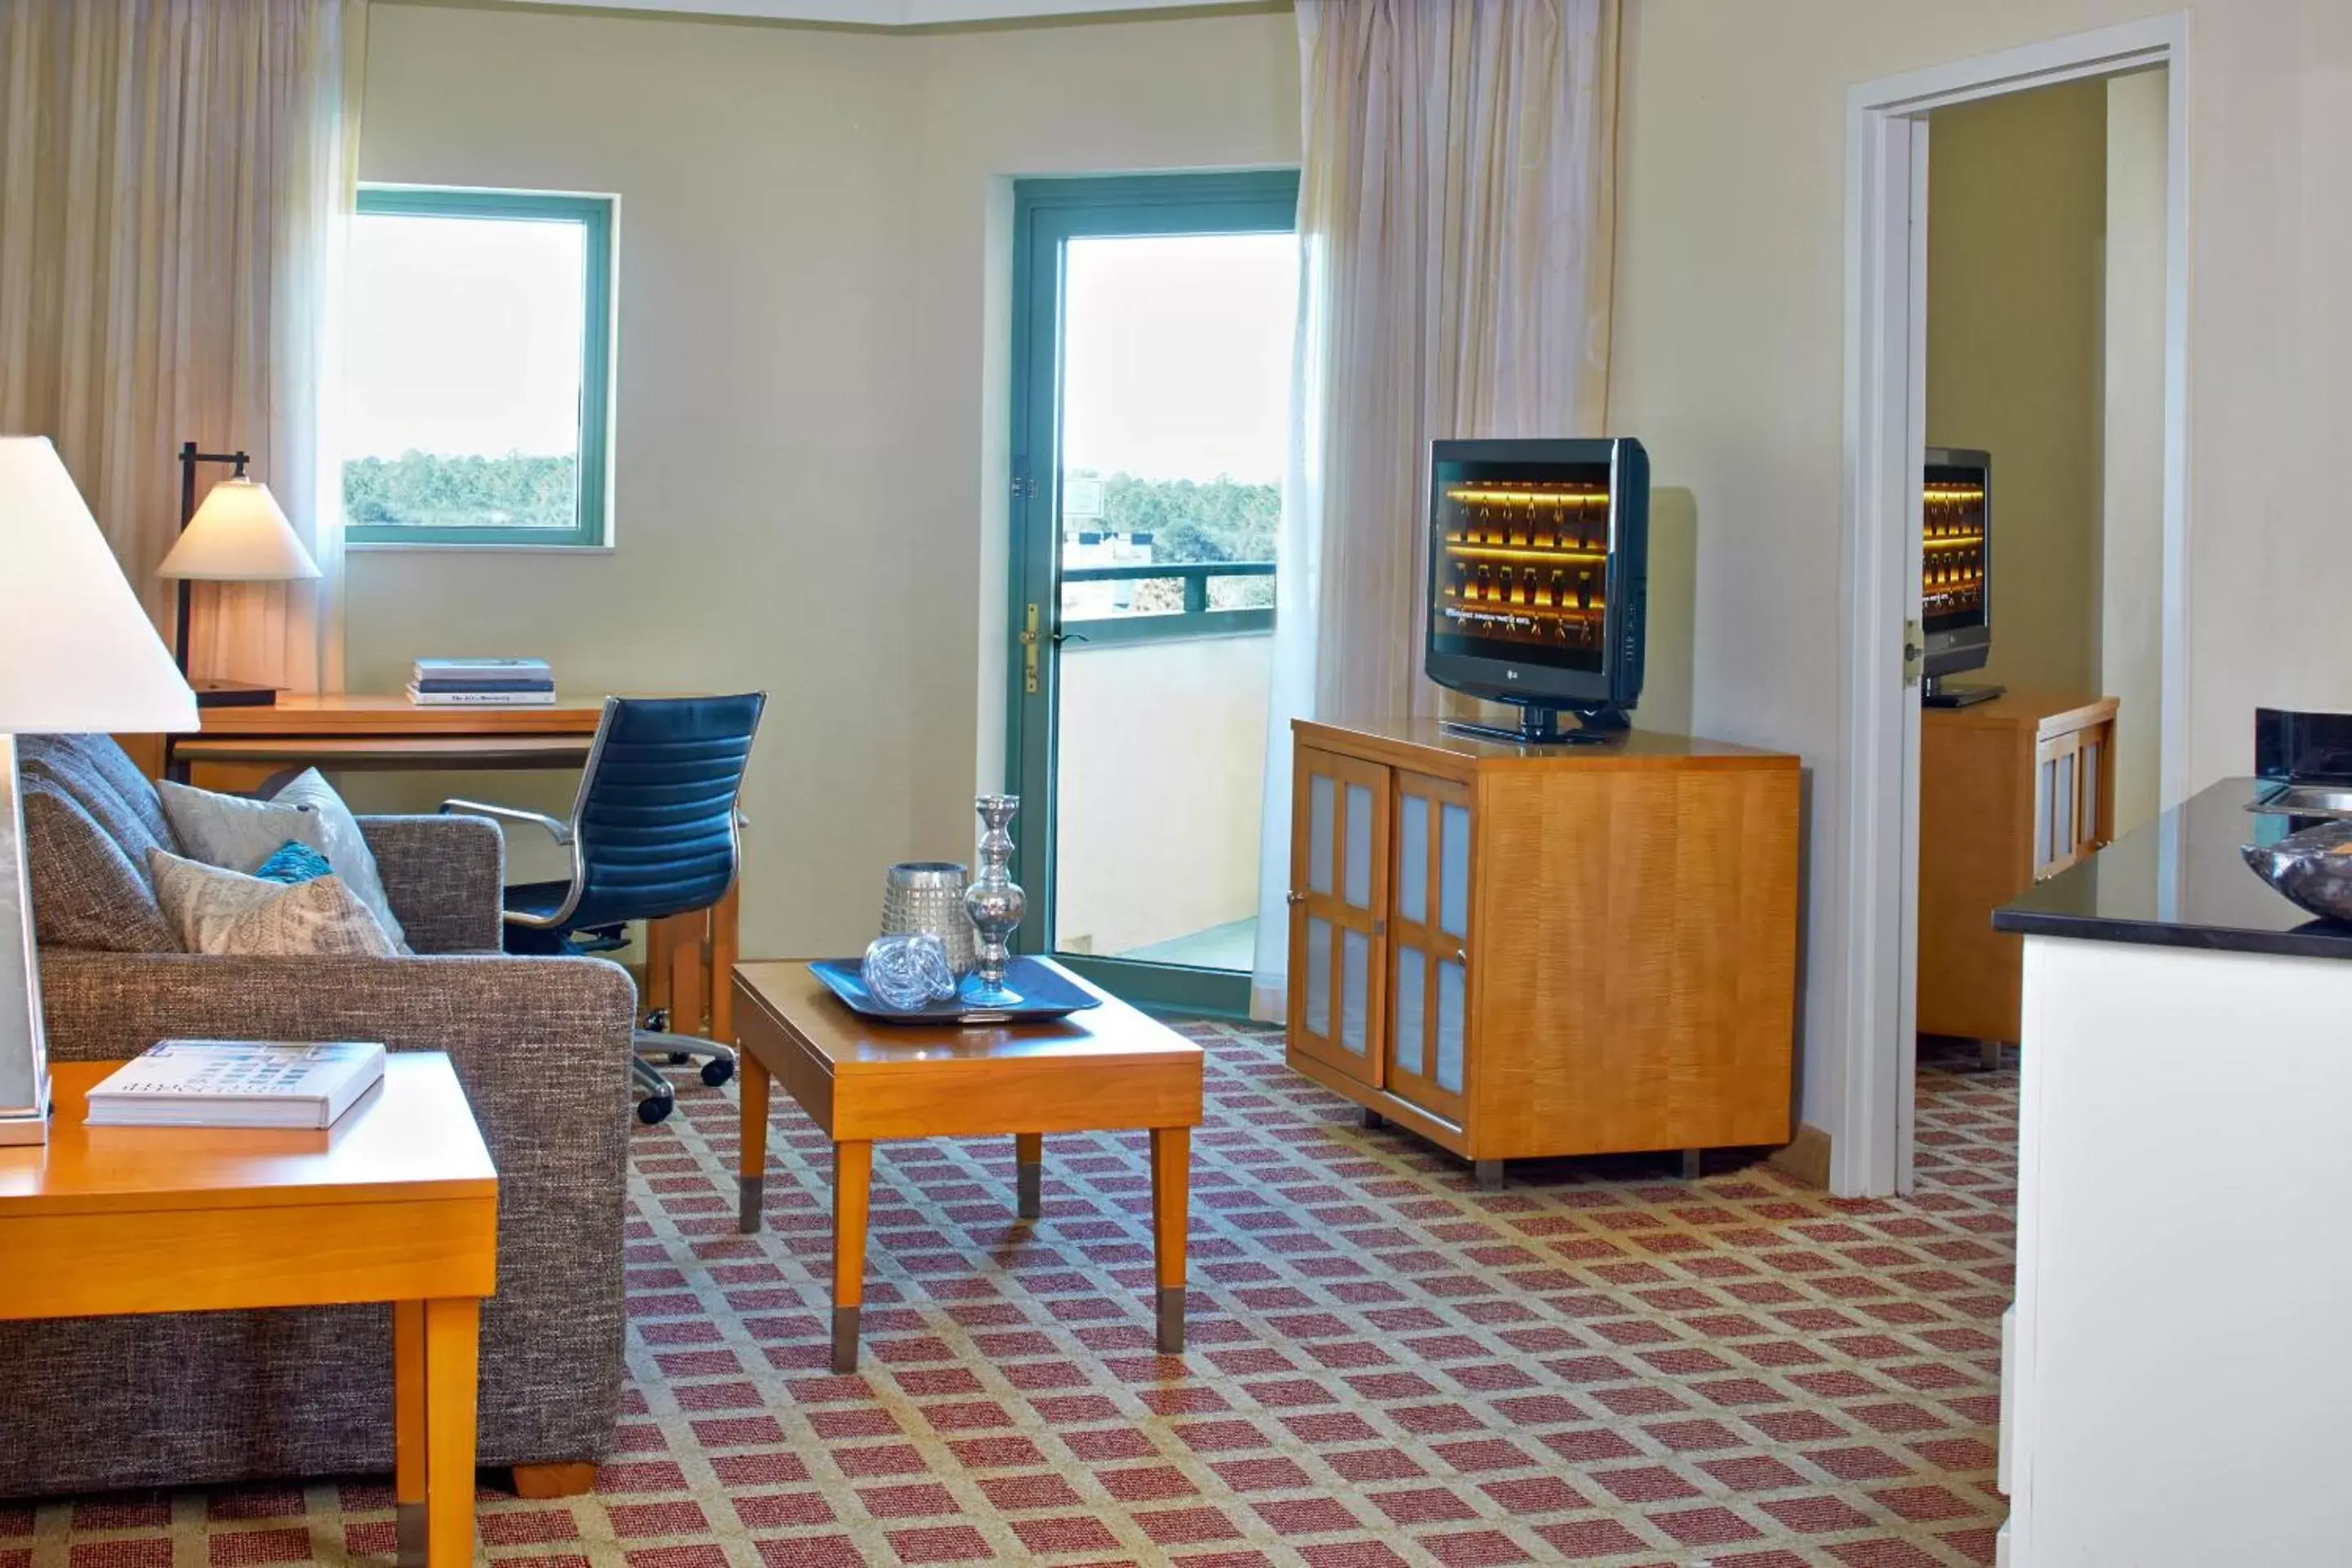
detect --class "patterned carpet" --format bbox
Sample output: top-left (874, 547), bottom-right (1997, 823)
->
top-left (14, 1026), bottom-right (2016, 1568)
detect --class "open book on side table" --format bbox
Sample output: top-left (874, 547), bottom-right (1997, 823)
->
top-left (85, 1041), bottom-right (387, 1130)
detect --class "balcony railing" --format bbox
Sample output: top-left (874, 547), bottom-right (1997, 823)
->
top-left (1060, 560), bottom-right (1275, 645)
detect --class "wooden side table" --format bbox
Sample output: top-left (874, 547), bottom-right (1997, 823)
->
top-left (0, 1056), bottom-right (498, 1568)
top-left (731, 960), bottom-right (1204, 1374)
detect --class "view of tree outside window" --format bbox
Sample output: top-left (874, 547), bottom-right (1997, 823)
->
top-left (343, 203), bottom-right (592, 535)
top-left (1058, 233), bottom-right (1294, 618)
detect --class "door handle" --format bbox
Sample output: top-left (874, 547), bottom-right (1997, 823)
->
top-left (1053, 627), bottom-right (1090, 646)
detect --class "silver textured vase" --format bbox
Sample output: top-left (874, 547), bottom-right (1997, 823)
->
top-left (880, 862), bottom-right (977, 975)
top-left (962, 794), bottom-right (1027, 1007)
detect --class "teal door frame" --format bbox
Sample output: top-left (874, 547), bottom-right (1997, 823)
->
top-left (1005, 169), bottom-right (1300, 1018)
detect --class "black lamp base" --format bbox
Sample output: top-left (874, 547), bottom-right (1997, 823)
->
top-left (192, 679), bottom-right (280, 709)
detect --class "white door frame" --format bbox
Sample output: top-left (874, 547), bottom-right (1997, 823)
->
top-left (1831, 16), bottom-right (2191, 1197)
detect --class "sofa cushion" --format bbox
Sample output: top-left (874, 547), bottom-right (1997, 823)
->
top-left (147, 849), bottom-right (397, 957)
top-left (158, 779), bottom-right (331, 875)
top-left (19, 777), bottom-right (176, 953)
top-left (269, 770), bottom-right (410, 953)
top-left (18, 734), bottom-right (176, 859)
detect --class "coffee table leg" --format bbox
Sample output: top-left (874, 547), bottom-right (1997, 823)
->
top-left (739, 1053), bottom-right (769, 1233)
top-left (393, 1300), bottom-right (425, 1568)
top-left (423, 1297), bottom-right (481, 1568)
top-left (832, 1139), bottom-right (872, 1374)
top-left (1013, 1132), bottom-right (1043, 1219)
top-left (1150, 1125), bottom-right (1190, 1353)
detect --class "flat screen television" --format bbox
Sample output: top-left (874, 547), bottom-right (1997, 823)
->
top-left (1425, 437), bottom-right (1648, 744)
top-left (1921, 446), bottom-right (2002, 707)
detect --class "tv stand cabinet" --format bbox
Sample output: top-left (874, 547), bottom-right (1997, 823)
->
top-left (1285, 718), bottom-right (1800, 1184)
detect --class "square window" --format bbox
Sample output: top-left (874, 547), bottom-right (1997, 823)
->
top-left (344, 186), bottom-right (614, 546)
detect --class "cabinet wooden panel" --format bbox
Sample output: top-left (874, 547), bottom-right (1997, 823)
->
top-left (1285, 719), bottom-right (1801, 1171)
top-left (1287, 746), bottom-right (1389, 1088)
top-left (1918, 693), bottom-right (2118, 1045)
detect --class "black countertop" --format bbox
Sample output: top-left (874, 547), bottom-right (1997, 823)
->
top-left (1993, 777), bottom-right (2352, 960)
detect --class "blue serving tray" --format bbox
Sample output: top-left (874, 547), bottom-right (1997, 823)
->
top-left (808, 956), bottom-right (1104, 1025)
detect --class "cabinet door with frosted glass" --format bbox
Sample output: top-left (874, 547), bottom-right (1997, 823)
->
top-left (1288, 747), bottom-right (1389, 1088)
top-left (1385, 772), bottom-right (1472, 1125)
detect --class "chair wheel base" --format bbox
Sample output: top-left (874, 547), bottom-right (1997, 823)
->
top-left (701, 1057), bottom-right (735, 1087)
top-left (636, 1090), bottom-right (675, 1125)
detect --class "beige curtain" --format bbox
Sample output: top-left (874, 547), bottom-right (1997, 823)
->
top-left (0, 0), bottom-right (365, 695)
top-left (1251, 0), bottom-right (1621, 1018)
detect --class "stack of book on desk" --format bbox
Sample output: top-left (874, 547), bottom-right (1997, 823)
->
top-left (408, 657), bottom-right (556, 706)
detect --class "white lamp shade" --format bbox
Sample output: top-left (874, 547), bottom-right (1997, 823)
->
top-left (157, 476), bottom-right (320, 581)
top-left (0, 437), bottom-right (198, 733)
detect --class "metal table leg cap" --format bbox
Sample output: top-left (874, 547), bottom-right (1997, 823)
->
top-left (737, 1174), bottom-right (765, 1233)
top-left (831, 1306), bottom-right (862, 1374)
top-left (1156, 1285), bottom-right (1186, 1353)
top-left (394, 1503), bottom-right (424, 1568)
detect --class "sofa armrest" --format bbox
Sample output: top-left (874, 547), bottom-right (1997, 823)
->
top-left (359, 813), bottom-right (505, 954)
top-left (39, 948), bottom-right (638, 1188)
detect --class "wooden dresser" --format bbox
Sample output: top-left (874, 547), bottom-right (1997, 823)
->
top-left (1285, 718), bottom-right (1800, 1185)
top-left (1918, 693), bottom-right (2118, 1048)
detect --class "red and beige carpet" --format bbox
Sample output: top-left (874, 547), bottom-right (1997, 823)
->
top-left (17, 1027), bottom-right (2015, 1567)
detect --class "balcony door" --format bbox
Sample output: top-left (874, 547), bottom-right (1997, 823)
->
top-left (1007, 172), bottom-right (1300, 1014)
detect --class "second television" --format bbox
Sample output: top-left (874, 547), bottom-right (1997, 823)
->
top-left (1425, 437), bottom-right (1649, 744)
top-left (1921, 446), bottom-right (2001, 707)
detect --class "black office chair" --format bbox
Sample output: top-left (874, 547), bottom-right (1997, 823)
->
top-left (443, 692), bottom-right (766, 1124)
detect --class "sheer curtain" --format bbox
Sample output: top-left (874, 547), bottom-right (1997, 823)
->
top-left (0, 0), bottom-right (365, 695)
top-left (1250, 0), bottom-right (1621, 1021)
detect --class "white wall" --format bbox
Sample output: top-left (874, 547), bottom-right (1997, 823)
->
top-left (1925, 78), bottom-right (2108, 699)
top-left (1613, 0), bottom-right (2352, 1133)
top-left (2103, 68), bottom-right (2168, 835)
top-left (348, 1), bottom-right (1298, 958)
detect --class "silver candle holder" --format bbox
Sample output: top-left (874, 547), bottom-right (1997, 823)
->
top-left (961, 794), bottom-right (1027, 1008)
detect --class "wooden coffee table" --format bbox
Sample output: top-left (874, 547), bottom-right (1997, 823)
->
top-left (732, 960), bottom-right (1204, 1373)
top-left (0, 1054), bottom-right (497, 1568)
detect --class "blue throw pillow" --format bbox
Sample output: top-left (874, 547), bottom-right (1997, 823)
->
top-left (252, 840), bottom-right (335, 885)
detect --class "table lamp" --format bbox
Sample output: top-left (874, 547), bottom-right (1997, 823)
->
top-left (158, 441), bottom-right (321, 707)
top-left (0, 436), bottom-right (199, 1145)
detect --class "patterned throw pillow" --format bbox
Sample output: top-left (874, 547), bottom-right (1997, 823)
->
top-left (268, 770), bottom-right (410, 953)
top-left (156, 772), bottom-right (410, 953)
top-left (253, 840), bottom-right (335, 884)
top-left (146, 848), bottom-right (397, 958)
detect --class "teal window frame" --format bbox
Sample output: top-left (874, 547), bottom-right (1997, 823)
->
top-left (1006, 168), bottom-right (1301, 1019)
top-left (345, 185), bottom-right (616, 549)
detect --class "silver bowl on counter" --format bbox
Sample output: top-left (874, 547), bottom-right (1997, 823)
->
top-left (2242, 821), bottom-right (2352, 924)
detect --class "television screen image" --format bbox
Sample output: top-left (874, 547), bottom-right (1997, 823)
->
top-left (1424, 437), bottom-right (1648, 744)
top-left (1920, 446), bottom-right (2002, 707)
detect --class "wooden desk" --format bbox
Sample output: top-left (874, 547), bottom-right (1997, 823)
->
top-left (154, 694), bottom-right (606, 795)
top-left (0, 1056), bottom-right (497, 1568)
top-left (123, 695), bottom-right (742, 1053)
top-left (731, 960), bottom-right (1204, 1372)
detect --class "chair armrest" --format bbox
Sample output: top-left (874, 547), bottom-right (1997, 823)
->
top-left (443, 798), bottom-right (573, 847)
top-left (359, 813), bottom-right (506, 954)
